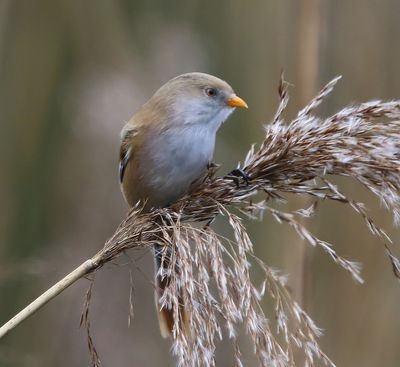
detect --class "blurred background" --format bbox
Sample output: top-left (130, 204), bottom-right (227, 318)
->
top-left (1, 0), bottom-right (400, 366)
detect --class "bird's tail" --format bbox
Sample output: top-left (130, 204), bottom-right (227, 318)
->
top-left (154, 245), bottom-right (189, 338)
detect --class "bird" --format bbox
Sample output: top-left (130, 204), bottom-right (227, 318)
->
top-left (118, 72), bottom-right (247, 338)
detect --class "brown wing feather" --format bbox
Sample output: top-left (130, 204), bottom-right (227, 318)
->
top-left (119, 126), bottom-right (137, 183)
top-left (119, 145), bottom-right (132, 183)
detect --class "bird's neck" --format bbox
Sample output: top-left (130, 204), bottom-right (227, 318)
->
top-left (172, 102), bottom-right (234, 134)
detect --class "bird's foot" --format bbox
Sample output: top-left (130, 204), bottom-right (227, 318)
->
top-left (224, 168), bottom-right (250, 187)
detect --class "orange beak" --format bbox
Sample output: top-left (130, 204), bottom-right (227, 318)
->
top-left (226, 95), bottom-right (248, 109)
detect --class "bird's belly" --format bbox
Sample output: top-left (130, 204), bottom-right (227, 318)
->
top-left (140, 128), bottom-right (215, 207)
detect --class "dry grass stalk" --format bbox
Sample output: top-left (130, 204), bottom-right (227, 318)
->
top-left (1, 75), bottom-right (400, 367)
top-left (80, 281), bottom-right (101, 367)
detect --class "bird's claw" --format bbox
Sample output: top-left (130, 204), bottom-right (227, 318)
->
top-left (225, 168), bottom-right (250, 187)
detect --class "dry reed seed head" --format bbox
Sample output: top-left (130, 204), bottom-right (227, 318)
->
top-left (88, 76), bottom-right (400, 367)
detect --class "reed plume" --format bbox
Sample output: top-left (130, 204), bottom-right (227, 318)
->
top-left (90, 75), bottom-right (400, 366)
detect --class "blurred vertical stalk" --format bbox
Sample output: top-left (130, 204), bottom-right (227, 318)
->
top-left (286, 0), bottom-right (323, 309)
top-left (298, 0), bottom-right (322, 103)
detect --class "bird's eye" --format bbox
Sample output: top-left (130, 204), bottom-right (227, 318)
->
top-left (205, 88), bottom-right (217, 97)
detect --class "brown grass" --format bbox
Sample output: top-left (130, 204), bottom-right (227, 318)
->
top-left (86, 75), bottom-right (400, 367)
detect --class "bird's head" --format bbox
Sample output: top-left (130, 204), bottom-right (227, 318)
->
top-left (149, 72), bottom-right (248, 131)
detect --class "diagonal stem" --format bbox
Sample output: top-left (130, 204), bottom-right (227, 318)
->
top-left (0, 256), bottom-right (101, 339)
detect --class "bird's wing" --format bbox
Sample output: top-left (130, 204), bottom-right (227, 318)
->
top-left (119, 146), bottom-right (132, 183)
top-left (119, 126), bottom-right (137, 183)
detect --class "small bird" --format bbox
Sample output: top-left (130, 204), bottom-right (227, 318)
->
top-left (119, 72), bottom-right (247, 337)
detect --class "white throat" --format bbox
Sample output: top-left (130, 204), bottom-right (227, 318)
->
top-left (174, 100), bottom-right (235, 133)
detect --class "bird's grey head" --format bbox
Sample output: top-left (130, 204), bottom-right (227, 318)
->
top-left (152, 72), bottom-right (248, 130)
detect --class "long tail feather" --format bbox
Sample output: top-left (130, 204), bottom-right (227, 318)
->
top-left (154, 245), bottom-right (189, 338)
